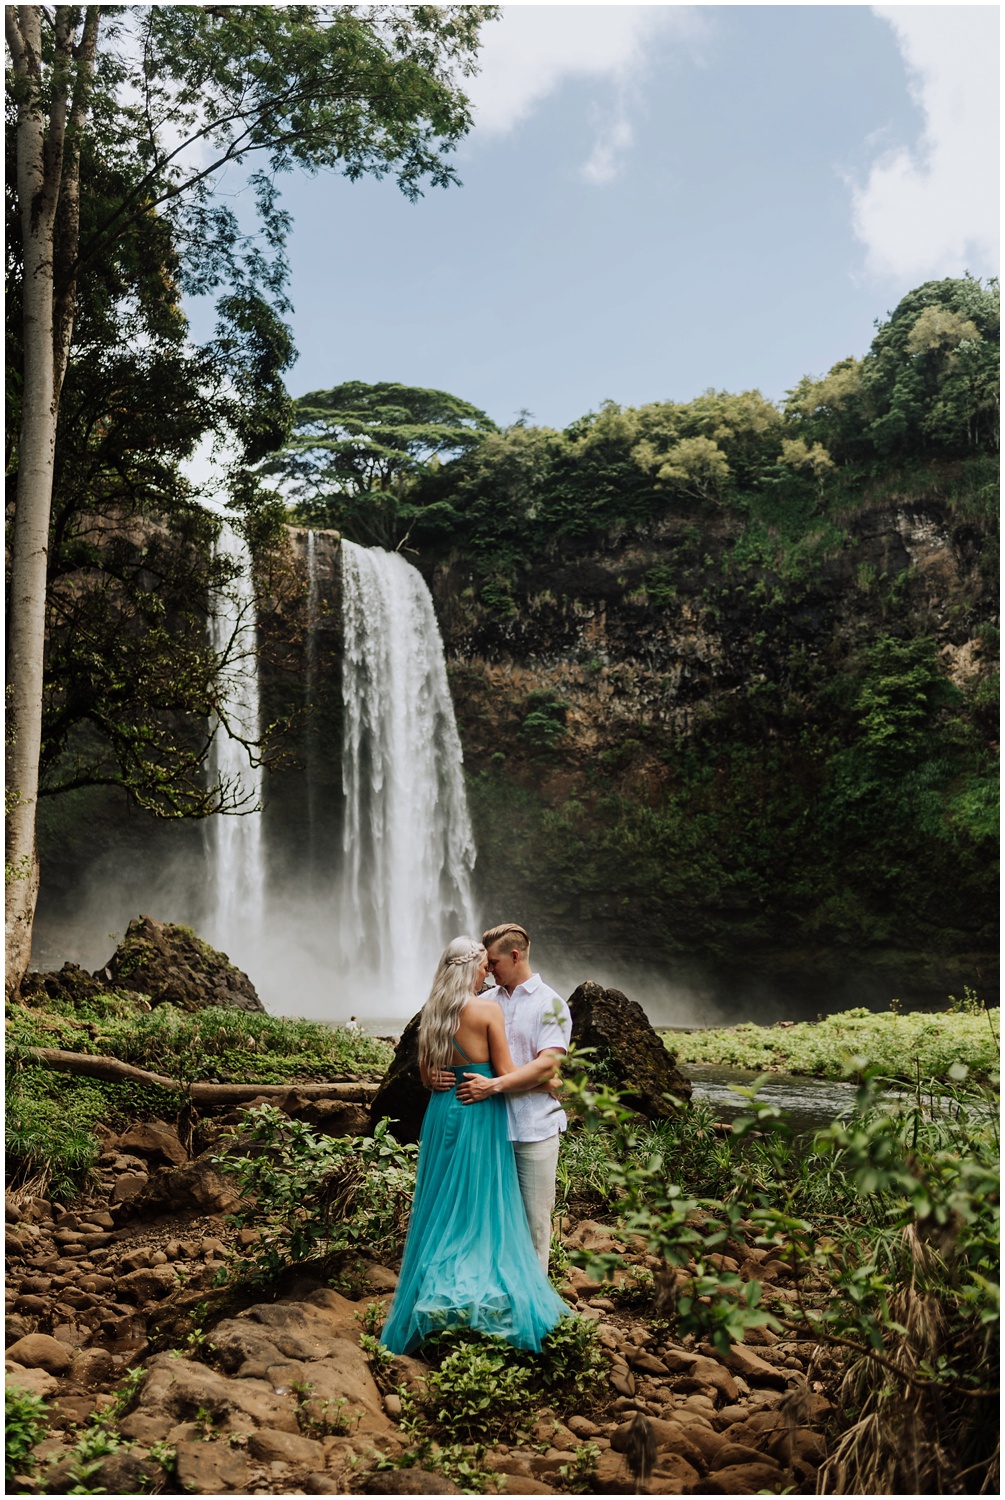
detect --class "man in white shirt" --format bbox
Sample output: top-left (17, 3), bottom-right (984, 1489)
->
top-left (455, 922), bottom-right (572, 1272)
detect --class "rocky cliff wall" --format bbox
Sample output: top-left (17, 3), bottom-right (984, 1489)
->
top-left (421, 492), bottom-right (997, 1011)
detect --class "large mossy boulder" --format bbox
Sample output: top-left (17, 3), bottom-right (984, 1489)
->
top-left (100, 915), bottom-right (265, 1013)
top-left (568, 981), bottom-right (692, 1118)
top-left (370, 982), bottom-right (692, 1142)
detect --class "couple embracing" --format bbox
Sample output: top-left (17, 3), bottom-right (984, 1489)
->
top-left (380, 923), bottom-right (572, 1355)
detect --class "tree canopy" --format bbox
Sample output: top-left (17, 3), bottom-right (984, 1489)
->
top-left (5, 3), bottom-right (498, 980)
top-left (268, 381), bottom-right (498, 547)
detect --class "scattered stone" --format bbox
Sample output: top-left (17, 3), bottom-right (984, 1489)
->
top-left (304, 1476), bottom-right (342, 1495)
top-left (14, 1295), bottom-right (48, 1315)
top-left (6, 1368), bottom-right (60, 1399)
top-left (6, 1314), bottom-right (33, 1344)
top-left (70, 1348), bottom-right (115, 1387)
top-left (495, 1480), bottom-right (556, 1496)
top-left (567, 1415), bottom-right (602, 1439)
top-left (692, 1460), bottom-right (788, 1494)
top-left (564, 1220), bottom-right (626, 1255)
top-left (611, 1416), bottom-right (708, 1472)
top-left (5, 1333), bottom-right (73, 1374)
top-left (717, 1342), bottom-right (789, 1388)
top-left (361, 1471), bottom-right (462, 1495)
top-left (110, 1172), bottom-right (150, 1203)
top-left (174, 1439), bottom-right (252, 1493)
top-left (138, 1353), bottom-right (301, 1432)
top-left (117, 1121), bottom-right (188, 1167)
top-left (124, 1157), bottom-right (240, 1217)
top-left (712, 1442), bottom-right (769, 1469)
top-left (248, 1426), bottom-right (325, 1465)
top-left (567, 981), bottom-right (692, 1119)
top-left (118, 1265), bottom-right (177, 1302)
top-left (118, 1411), bottom-right (176, 1444)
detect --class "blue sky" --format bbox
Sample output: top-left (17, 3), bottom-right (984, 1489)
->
top-left (211, 4), bottom-right (1000, 434)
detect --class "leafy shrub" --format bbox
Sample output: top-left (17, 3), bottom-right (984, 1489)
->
top-left (214, 1108), bottom-right (417, 1277)
top-left (6, 999), bottom-right (393, 1084)
top-left (519, 689), bottom-right (570, 750)
top-left (5, 1388), bottom-right (49, 1487)
top-left (5, 1003), bottom-right (393, 1201)
top-left (411, 1317), bottom-right (606, 1443)
top-left (5, 1077), bottom-right (105, 1201)
top-left (418, 1339), bottom-right (533, 1443)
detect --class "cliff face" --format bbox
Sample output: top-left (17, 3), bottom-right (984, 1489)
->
top-left (423, 492), bottom-right (997, 1011)
top-left (32, 500), bottom-right (996, 1016)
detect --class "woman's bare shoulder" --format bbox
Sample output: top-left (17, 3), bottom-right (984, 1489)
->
top-left (464, 994), bottom-right (505, 1021)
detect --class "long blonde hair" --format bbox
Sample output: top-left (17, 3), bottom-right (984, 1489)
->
top-left (419, 936), bottom-right (487, 1076)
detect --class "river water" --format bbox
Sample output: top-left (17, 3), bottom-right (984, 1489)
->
top-left (685, 1063), bottom-right (859, 1134)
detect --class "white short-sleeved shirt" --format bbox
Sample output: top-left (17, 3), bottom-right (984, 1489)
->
top-left (485, 973), bottom-right (572, 1142)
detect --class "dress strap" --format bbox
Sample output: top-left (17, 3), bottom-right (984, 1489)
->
top-left (451, 1037), bottom-right (472, 1063)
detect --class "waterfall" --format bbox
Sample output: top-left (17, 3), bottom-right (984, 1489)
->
top-left (339, 540), bottom-right (476, 999)
top-left (205, 524), bottom-right (266, 963)
top-left (304, 530), bottom-right (320, 875)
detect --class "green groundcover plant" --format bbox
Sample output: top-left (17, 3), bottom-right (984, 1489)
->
top-left (670, 1002), bottom-right (1000, 1083)
top-left (4, 997), bottom-right (393, 1201)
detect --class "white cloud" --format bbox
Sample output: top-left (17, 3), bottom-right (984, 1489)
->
top-left (465, 5), bottom-right (703, 182)
top-left (852, 6), bottom-right (999, 280)
top-left (582, 116), bottom-right (635, 187)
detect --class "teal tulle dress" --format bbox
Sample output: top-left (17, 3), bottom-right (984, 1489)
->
top-left (380, 1047), bottom-right (569, 1355)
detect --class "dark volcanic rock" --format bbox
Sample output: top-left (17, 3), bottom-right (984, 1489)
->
top-left (569, 981), bottom-right (692, 1119)
top-left (20, 962), bottom-right (110, 1006)
top-left (102, 915), bottom-right (264, 1012)
top-left (368, 1012), bottom-right (425, 1144)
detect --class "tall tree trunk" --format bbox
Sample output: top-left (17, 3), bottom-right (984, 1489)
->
top-left (5, 6), bottom-right (96, 991)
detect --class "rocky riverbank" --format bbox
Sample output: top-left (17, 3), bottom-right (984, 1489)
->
top-left (7, 931), bottom-right (996, 1496)
top-left (6, 1135), bottom-right (837, 1496)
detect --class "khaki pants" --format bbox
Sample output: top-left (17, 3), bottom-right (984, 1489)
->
top-left (513, 1134), bottom-right (561, 1273)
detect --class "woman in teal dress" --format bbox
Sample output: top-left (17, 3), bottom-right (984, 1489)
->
top-left (380, 937), bottom-right (569, 1355)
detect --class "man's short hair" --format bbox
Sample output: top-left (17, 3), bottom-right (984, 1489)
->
top-left (481, 922), bottom-right (530, 957)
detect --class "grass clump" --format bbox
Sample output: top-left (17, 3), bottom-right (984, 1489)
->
top-left (670, 1003), bottom-right (1000, 1083)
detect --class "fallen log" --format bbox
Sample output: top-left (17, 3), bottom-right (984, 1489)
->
top-left (22, 1047), bottom-right (379, 1105)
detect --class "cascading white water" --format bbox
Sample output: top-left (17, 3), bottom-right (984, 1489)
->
top-left (205, 524), bottom-right (266, 963)
top-left (304, 530), bottom-right (320, 872)
top-left (339, 540), bottom-right (477, 1000)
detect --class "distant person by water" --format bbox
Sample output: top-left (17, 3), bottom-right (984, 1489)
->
top-left (345, 1015), bottom-right (361, 1032)
top-left (379, 936), bottom-right (567, 1354)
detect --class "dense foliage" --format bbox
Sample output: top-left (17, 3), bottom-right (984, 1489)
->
top-left (272, 277), bottom-right (998, 576)
top-left (415, 280), bottom-right (998, 986)
top-left (269, 382), bottom-right (498, 548)
top-left (671, 1002), bottom-right (1000, 1082)
top-left (6, 4), bottom-right (498, 821)
top-left (560, 1056), bottom-right (1000, 1496)
top-left (4, 994), bottom-right (392, 1200)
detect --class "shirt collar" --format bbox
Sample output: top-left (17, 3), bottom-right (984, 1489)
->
top-left (509, 972), bottom-right (542, 1000)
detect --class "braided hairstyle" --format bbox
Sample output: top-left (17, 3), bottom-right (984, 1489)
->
top-left (418, 936), bottom-right (487, 1077)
